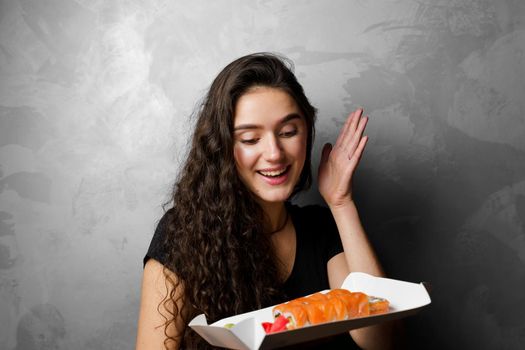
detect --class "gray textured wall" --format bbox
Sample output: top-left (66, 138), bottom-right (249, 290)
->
top-left (1, 0), bottom-right (524, 349)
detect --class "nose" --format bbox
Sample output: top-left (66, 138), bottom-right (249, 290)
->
top-left (264, 134), bottom-right (284, 162)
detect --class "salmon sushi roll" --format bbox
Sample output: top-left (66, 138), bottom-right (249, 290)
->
top-left (302, 301), bottom-right (326, 325)
top-left (368, 296), bottom-right (389, 315)
top-left (327, 289), bottom-right (359, 318)
top-left (308, 292), bottom-right (328, 302)
top-left (327, 289), bottom-right (353, 299)
top-left (325, 294), bottom-right (348, 321)
top-left (285, 304), bottom-right (309, 329)
top-left (352, 292), bottom-right (371, 317)
top-left (303, 299), bottom-right (336, 324)
top-left (295, 292), bottom-right (327, 304)
top-left (271, 288), bottom-right (390, 332)
top-left (272, 302), bottom-right (309, 329)
top-left (344, 292), bottom-right (370, 318)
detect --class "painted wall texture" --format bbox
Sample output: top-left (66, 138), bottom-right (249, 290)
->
top-left (1, 0), bottom-right (524, 349)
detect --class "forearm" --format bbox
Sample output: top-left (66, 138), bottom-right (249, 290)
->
top-left (329, 201), bottom-right (404, 349)
top-left (350, 320), bottom-right (404, 350)
top-left (328, 200), bottom-right (384, 277)
top-left (136, 259), bottom-right (185, 350)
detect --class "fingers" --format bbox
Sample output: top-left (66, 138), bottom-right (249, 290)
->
top-left (335, 108), bottom-right (365, 150)
top-left (334, 109), bottom-right (356, 149)
top-left (346, 108), bottom-right (363, 141)
top-left (348, 135), bottom-right (368, 171)
top-left (319, 110), bottom-right (368, 200)
top-left (349, 108), bottom-right (363, 134)
top-left (346, 113), bottom-right (368, 155)
top-left (332, 107), bottom-right (368, 164)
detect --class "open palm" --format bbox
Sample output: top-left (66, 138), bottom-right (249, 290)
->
top-left (318, 108), bottom-right (368, 209)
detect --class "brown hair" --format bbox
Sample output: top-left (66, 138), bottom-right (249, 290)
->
top-left (160, 52), bottom-right (317, 348)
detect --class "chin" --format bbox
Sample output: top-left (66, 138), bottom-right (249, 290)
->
top-left (256, 189), bottom-right (294, 204)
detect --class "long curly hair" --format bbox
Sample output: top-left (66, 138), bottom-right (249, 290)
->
top-left (160, 53), bottom-right (317, 348)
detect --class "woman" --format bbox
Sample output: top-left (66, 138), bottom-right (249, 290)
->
top-left (136, 53), bottom-right (395, 349)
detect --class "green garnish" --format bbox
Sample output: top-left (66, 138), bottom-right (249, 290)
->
top-left (224, 323), bottom-right (235, 329)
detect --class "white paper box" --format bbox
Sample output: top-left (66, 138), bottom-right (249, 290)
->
top-left (189, 272), bottom-right (431, 349)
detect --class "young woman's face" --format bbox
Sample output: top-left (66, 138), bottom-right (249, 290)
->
top-left (233, 87), bottom-right (307, 205)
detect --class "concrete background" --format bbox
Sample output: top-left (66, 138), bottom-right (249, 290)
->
top-left (1, 0), bottom-right (524, 349)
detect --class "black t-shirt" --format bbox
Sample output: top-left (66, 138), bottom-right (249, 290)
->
top-left (144, 202), bottom-right (360, 349)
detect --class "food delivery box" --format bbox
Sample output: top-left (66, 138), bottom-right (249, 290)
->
top-left (189, 272), bottom-right (431, 349)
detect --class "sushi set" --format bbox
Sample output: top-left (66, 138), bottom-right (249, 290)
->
top-left (189, 272), bottom-right (431, 349)
top-left (263, 288), bottom-right (389, 334)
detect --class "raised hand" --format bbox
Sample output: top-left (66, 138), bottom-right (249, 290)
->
top-left (318, 108), bottom-right (368, 209)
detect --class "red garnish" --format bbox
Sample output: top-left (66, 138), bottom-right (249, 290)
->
top-left (269, 315), bottom-right (289, 333)
top-left (262, 322), bottom-right (273, 333)
top-left (261, 315), bottom-right (290, 334)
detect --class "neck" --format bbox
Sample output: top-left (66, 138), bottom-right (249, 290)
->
top-left (260, 201), bottom-right (288, 234)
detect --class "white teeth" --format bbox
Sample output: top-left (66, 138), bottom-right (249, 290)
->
top-left (259, 167), bottom-right (287, 177)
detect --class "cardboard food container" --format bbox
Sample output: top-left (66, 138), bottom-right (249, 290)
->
top-left (189, 272), bottom-right (431, 349)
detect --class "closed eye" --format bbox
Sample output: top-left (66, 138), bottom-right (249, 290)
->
top-left (279, 129), bottom-right (298, 137)
top-left (240, 138), bottom-right (259, 145)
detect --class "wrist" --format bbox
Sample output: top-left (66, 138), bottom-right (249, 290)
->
top-left (327, 197), bottom-right (356, 212)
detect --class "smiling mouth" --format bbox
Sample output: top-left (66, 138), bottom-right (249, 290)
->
top-left (257, 166), bottom-right (290, 177)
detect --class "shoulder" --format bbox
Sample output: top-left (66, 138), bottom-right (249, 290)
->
top-left (143, 207), bottom-right (176, 268)
top-left (155, 207), bottom-right (175, 234)
top-left (151, 207), bottom-right (176, 245)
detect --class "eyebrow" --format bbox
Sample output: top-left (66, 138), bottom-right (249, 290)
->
top-left (233, 113), bottom-right (302, 131)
